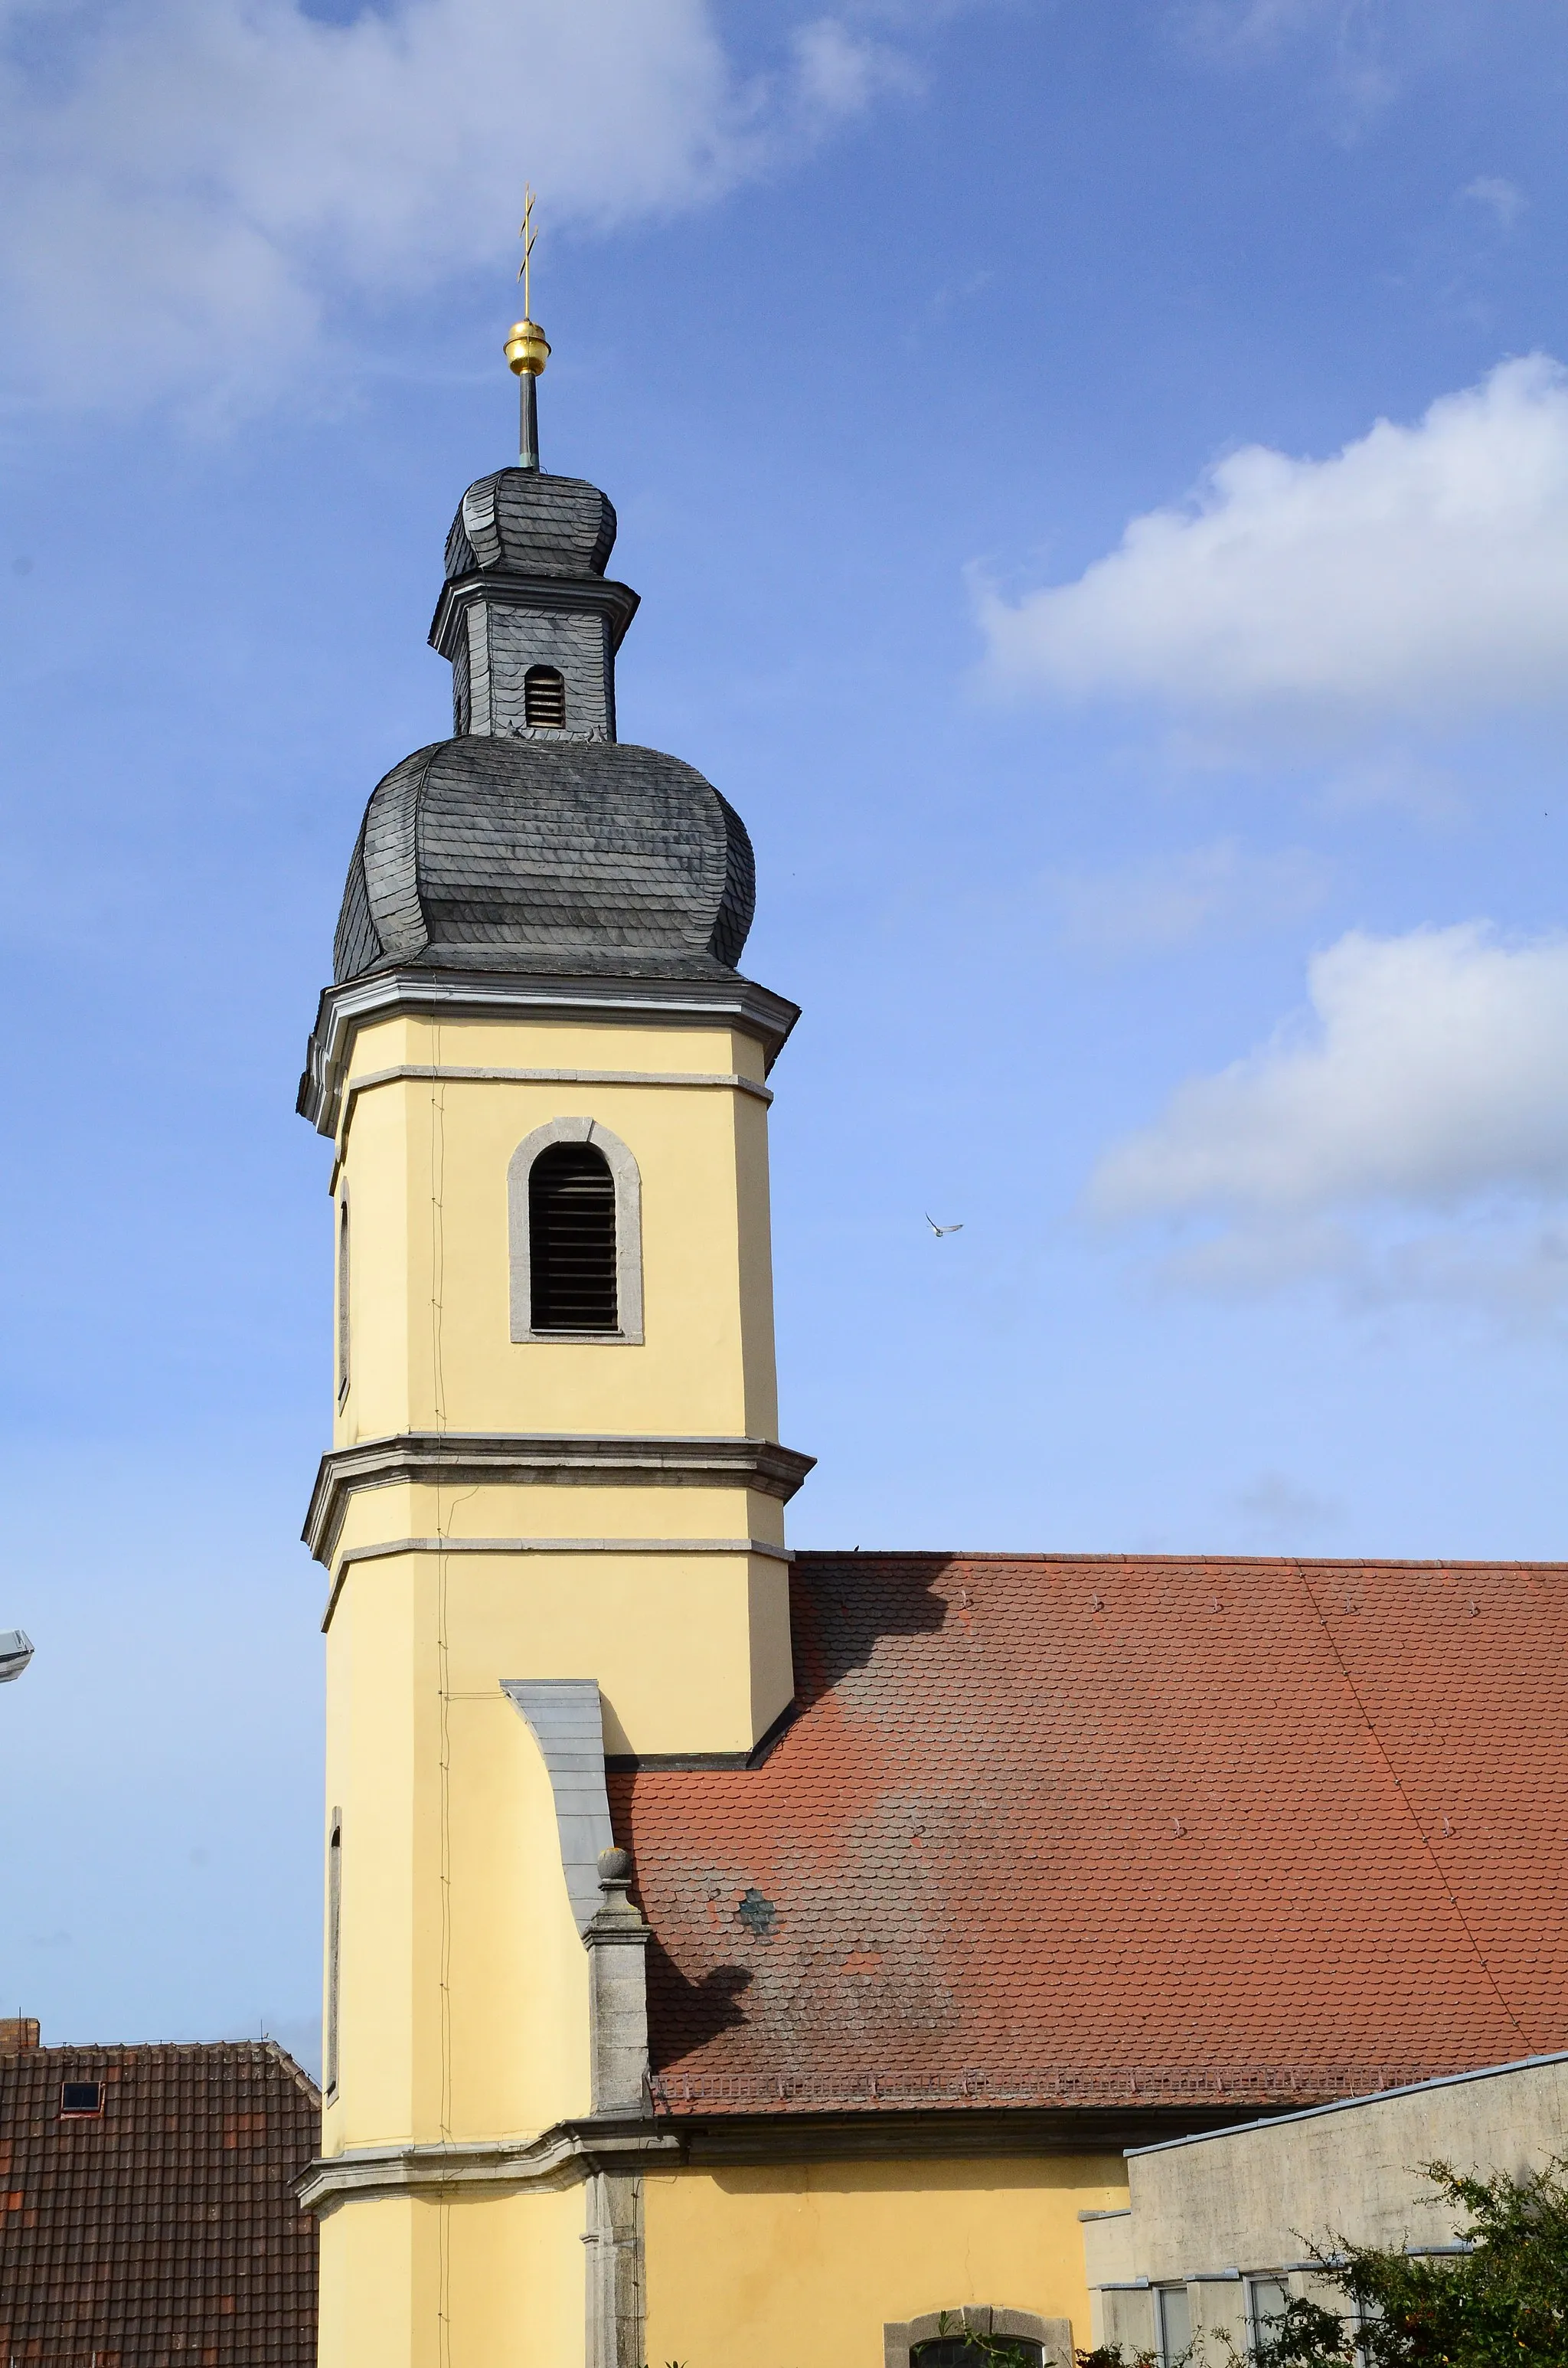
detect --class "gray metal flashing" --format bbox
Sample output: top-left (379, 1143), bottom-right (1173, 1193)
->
top-left (296, 2121), bottom-right (681, 2213)
top-left (303, 1430), bottom-right (815, 1564)
top-left (299, 966), bottom-right (800, 1134)
top-left (501, 1679), bottom-right (614, 1936)
top-left (507, 1116), bottom-right (643, 1344)
top-left (1124, 2051), bottom-right (1568, 2160)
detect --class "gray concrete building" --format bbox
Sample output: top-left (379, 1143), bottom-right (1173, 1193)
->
top-left (1082, 2052), bottom-right (1568, 2361)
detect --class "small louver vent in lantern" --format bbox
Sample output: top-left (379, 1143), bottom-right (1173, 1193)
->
top-left (524, 666), bottom-right (567, 728)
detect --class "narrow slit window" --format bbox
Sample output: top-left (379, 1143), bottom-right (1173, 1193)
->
top-left (325, 1810), bottom-right (343, 2098)
top-left (529, 1143), bottom-right (617, 1332)
top-left (524, 665), bottom-right (567, 728)
top-left (336, 1196), bottom-right (350, 1404)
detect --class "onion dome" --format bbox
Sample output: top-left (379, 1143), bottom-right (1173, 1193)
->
top-left (332, 735), bottom-right (756, 984)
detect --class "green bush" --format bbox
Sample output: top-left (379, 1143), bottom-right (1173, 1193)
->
top-left (1076, 2160), bottom-right (1568, 2367)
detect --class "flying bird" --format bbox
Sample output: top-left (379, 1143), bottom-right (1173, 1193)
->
top-left (925, 1214), bottom-right (964, 1237)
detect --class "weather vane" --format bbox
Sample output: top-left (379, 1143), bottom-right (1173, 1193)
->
top-left (505, 184), bottom-right (550, 473)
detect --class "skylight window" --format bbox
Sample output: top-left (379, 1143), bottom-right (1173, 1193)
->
top-left (59, 2081), bottom-right (103, 2117)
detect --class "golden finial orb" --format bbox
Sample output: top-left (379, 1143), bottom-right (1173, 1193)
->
top-left (505, 319), bottom-right (550, 378)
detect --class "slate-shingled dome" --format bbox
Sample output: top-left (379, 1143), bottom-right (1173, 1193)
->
top-left (443, 469), bottom-right (617, 582)
top-left (332, 736), bottom-right (756, 984)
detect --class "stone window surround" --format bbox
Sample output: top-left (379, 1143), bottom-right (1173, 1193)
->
top-left (508, 1116), bottom-right (644, 1346)
top-left (884, 2306), bottom-right (1073, 2368)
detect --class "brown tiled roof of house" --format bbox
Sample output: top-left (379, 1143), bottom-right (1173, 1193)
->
top-left (610, 1552), bottom-right (1568, 2116)
top-left (0, 2038), bottom-right (319, 2366)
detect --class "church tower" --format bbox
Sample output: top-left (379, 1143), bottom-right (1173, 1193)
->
top-left (296, 305), bottom-right (809, 2368)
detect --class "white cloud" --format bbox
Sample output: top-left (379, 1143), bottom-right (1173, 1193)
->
top-left (1047, 838), bottom-right (1330, 956)
top-left (1178, 0), bottom-right (1396, 121)
top-left (1462, 173), bottom-right (1526, 228)
top-left (981, 358), bottom-right (1568, 728)
top-left (0, 0), bottom-right (905, 418)
top-left (1233, 1471), bottom-right (1343, 1545)
top-left (1088, 923), bottom-right (1568, 1313)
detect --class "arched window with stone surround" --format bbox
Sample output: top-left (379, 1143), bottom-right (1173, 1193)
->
top-left (913, 2341), bottom-right (1043, 2368)
top-left (884, 2311), bottom-right (1068, 2368)
top-left (508, 1118), bottom-right (644, 1344)
top-left (524, 664), bottom-right (567, 728)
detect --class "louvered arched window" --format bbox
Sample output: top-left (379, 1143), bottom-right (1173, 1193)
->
top-left (508, 1119), bottom-right (644, 1343)
top-left (524, 665), bottom-right (567, 728)
top-left (529, 1143), bottom-right (616, 1331)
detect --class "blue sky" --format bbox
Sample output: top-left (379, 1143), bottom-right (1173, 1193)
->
top-left (3, 0), bottom-right (1567, 2068)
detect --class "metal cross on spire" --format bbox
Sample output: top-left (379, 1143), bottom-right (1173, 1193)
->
top-left (505, 186), bottom-right (551, 472)
top-left (518, 184), bottom-right (537, 318)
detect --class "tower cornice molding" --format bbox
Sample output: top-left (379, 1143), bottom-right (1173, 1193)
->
top-left (429, 568), bottom-right (640, 662)
top-left (298, 965), bottom-right (801, 1137)
top-left (303, 1430), bottom-right (817, 1565)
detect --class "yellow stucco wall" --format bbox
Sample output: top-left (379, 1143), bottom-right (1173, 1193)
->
top-left (319, 994), bottom-right (796, 2165)
top-left (316, 2186), bottom-right (584, 2368)
top-left (322, 1558), bottom-right (592, 2154)
top-left (332, 1013), bottom-right (780, 1447)
top-left (644, 2157), bottom-right (1131, 2367)
top-left (315, 2160), bottom-right (1130, 2368)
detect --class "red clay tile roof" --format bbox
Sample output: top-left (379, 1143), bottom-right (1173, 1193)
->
top-left (0, 2039), bottom-right (319, 2366)
top-left (610, 1553), bottom-right (1568, 2115)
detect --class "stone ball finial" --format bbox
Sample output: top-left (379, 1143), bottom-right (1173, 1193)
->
top-left (598, 1846), bottom-right (632, 1885)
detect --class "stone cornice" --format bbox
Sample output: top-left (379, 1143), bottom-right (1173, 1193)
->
top-left (297, 2100), bottom-right (1257, 2210)
top-left (296, 2116), bottom-right (681, 2213)
top-left (428, 571), bottom-right (641, 662)
top-left (303, 1431), bottom-right (817, 1565)
top-left (297, 966), bottom-right (801, 1137)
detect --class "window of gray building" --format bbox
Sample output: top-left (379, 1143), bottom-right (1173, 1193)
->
top-left (1248, 2277), bottom-right (1291, 2345)
top-left (1156, 2285), bottom-right (1193, 2365)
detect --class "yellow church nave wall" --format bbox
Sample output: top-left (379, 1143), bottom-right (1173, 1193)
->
top-left (644, 2157), bottom-right (1129, 2368)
